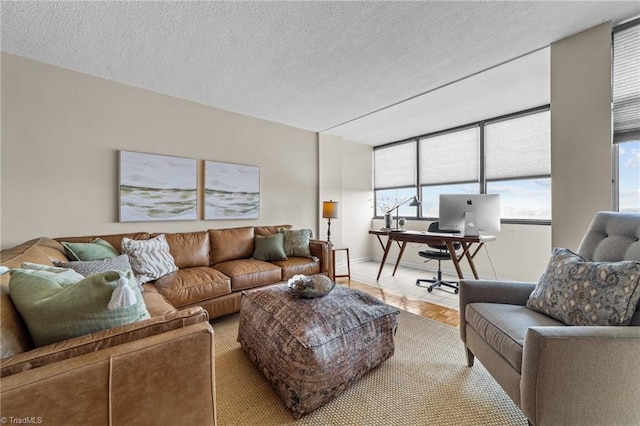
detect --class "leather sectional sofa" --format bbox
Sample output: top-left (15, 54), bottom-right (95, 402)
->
top-left (0, 225), bottom-right (331, 425)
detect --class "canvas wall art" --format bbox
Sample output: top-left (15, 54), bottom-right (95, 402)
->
top-left (205, 160), bottom-right (260, 219)
top-left (119, 151), bottom-right (197, 222)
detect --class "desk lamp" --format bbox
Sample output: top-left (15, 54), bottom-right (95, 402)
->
top-left (387, 196), bottom-right (421, 231)
top-left (322, 200), bottom-right (339, 243)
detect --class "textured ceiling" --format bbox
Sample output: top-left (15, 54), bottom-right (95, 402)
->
top-left (1, 1), bottom-right (639, 145)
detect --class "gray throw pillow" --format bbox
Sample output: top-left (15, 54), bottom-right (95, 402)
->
top-left (54, 254), bottom-right (132, 276)
top-left (526, 248), bottom-right (640, 326)
top-left (53, 254), bottom-right (142, 291)
top-left (253, 233), bottom-right (288, 261)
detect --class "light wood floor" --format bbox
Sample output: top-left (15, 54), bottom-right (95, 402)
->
top-left (337, 277), bottom-right (460, 327)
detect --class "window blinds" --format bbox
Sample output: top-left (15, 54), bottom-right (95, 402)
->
top-left (613, 21), bottom-right (640, 143)
top-left (485, 111), bottom-right (550, 180)
top-left (374, 140), bottom-right (416, 189)
top-left (419, 127), bottom-right (479, 185)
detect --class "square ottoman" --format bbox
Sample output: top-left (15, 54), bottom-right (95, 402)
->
top-left (237, 283), bottom-right (400, 418)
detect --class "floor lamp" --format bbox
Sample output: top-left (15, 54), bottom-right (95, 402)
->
top-left (322, 200), bottom-right (339, 244)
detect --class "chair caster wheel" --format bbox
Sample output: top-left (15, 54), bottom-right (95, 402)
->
top-left (454, 288), bottom-right (459, 295)
top-left (427, 288), bottom-right (433, 292)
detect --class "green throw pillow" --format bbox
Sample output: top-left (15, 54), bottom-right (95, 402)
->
top-left (9, 269), bottom-right (150, 347)
top-left (526, 248), bottom-right (640, 326)
top-left (279, 228), bottom-right (313, 258)
top-left (253, 233), bottom-right (288, 261)
top-left (61, 238), bottom-right (119, 261)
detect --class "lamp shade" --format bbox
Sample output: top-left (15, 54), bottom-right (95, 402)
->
top-left (322, 201), bottom-right (339, 219)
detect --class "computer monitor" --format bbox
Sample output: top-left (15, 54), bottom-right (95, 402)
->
top-left (438, 194), bottom-right (501, 236)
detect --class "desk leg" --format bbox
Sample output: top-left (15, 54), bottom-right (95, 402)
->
top-left (392, 242), bottom-right (408, 276)
top-left (445, 241), bottom-right (465, 279)
top-left (376, 238), bottom-right (394, 281)
top-left (465, 242), bottom-right (484, 279)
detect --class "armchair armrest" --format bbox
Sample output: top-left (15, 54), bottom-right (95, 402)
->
top-left (521, 326), bottom-right (640, 425)
top-left (1, 322), bottom-right (216, 425)
top-left (459, 279), bottom-right (536, 342)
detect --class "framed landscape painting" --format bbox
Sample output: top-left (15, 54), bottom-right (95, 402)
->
top-left (205, 160), bottom-right (260, 219)
top-left (119, 151), bottom-right (197, 222)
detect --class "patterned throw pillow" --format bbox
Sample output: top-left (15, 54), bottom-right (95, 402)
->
top-left (53, 254), bottom-right (142, 291)
top-left (253, 233), bottom-right (288, 261)
top-left (121, 234), bottom-right (178, 283)
top-left (8, 269), bottom-right (149, 347)
top-left (279, 228), bottom-right (313, 258)
top-left (60, 238), bottom-right (119, 261)
top-left (526, 248), bottom-right (640, 326)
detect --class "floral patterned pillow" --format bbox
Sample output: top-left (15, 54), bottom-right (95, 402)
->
top-left (526, 248), bottom-right (640, 326)
top-left (278, 228), bottom-right (313, 258)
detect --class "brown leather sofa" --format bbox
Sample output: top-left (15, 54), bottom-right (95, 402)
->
top-left (0, 225), bottom-right (330, 425)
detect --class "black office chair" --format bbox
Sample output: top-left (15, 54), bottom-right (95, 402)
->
top-left (416, 221), bottom-right (461, 294)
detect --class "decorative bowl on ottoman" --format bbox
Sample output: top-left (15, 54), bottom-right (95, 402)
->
top-left (237, 283), bottom-right (400, 418)
top-left (287, 274), bottom-right (335, 299)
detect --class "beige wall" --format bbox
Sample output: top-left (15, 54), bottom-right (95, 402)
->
top-left (1, 53), bottom-right (319, 248)
top-left (318, 133), bottom-right (373, 264)
top-left (551, 22), bottom-right (613, 250)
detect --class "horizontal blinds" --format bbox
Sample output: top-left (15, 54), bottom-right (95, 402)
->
top-left (419, 127), bottom-right (479, 185)
top-left (485, 111), bottom-right (550, 180)
top-left (613, 22), bottom-right (640, 143)
top-left (374, 140), bottom-right (416, 189)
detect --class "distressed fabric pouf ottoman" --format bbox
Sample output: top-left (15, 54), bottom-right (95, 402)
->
top-left (237, 283), bottom-right (399, 418)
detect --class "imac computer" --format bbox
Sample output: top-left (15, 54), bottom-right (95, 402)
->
top-left (438, 194), bottom-right (501, 236)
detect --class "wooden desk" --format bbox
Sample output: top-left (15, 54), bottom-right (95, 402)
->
top-left (369, 230), bottom-right (496, 281)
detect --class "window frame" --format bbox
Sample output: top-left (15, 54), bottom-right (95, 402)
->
top-left (373, 105), bottom-right (551, 225)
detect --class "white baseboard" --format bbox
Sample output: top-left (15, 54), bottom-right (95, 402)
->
top-left (361, 256), bottom-right (498, 281)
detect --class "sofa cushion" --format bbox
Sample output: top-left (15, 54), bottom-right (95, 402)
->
top-left (121, 234), bottom-right (178, 284)
top-left (279, 228), bottom-right (313, 258)
top-left (214, 259), bottom-right (282, 291)
top-left (253, 233), bottom-right (287, 261)
top-left (465, 303), bottom-right (565, 373)
top-left (154, 267), bottom-right (232, 308)
top-left (60, 238), bottom-right (119, 261)
top-left (209, 226), bottom-right (255, 264)
top-left (255, 224), bottom-right (292, 236)
top-left (9, 270), bottom-right (150, 347)
top-left (271, 257), bottom-right (321, 280)
top-left (153, 231), bottom-right (210, 269)
top-left (527, 248), bottom-right (640, 326)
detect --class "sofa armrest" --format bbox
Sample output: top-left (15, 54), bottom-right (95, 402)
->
top-left (459, 279), bottom-right (536, 342)
top-left (1, 322), bottom-right (216, 425)
top-left (521, 326), bottom-right (640, 426)
top-left (1, 306), bottom-right (208, 377)
top-left (309, 239), bottom-right (331, 276)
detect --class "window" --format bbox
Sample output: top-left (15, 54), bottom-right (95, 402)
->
top-left (373, 140), bottom-right (418, 217)
top-left (485, 110), bottom-right (551, 220)
top-left (419, 127), bottom-right (479, 216)
top-left (373, 106), bottom-right (551, 223)
top-left (617, 140), bottom-right (640, 213)
top-left (613, 19), bottom-right (640, 213)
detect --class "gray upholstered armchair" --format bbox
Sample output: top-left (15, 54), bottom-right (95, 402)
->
top-left (459, 211), bottom-right (640, 426)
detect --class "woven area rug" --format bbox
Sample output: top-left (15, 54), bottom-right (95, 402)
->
top-left (212, 310), bottom-right (528, 425)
